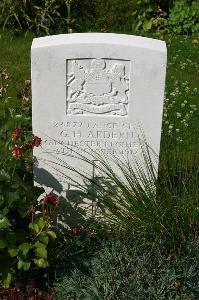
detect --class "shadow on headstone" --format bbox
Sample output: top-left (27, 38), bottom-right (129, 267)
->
top-left (34, 164), bottom-right (98, 232)
top-left (55, 189), bottom-right (99, 235)
top-left (34, 166), bottom-right (63, 194)
top-left (56, 191), bottom-right (88, 231)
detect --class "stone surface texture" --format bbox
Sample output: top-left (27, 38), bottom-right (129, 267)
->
top-left (31, 33), bottom-right (167, 193)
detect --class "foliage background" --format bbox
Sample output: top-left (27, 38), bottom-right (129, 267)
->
top-left (0, 0), bottom-right (199, 35)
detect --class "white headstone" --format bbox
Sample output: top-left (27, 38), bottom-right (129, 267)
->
top-left (31, 33), bottom-right (167, 194)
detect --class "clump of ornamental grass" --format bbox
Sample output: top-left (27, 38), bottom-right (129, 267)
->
top-left (46, 137), bottom-right (198, 252)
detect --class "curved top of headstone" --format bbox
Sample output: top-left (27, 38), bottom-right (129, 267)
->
top-left (32, 33), bottom-right (166, 53)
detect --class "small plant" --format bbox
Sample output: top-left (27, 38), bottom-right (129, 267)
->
top-left (29, 0), bottom-right (62, 36)
top-left (0, 129), bottom-right (58, 288)
top-left (0, 0), bottom-right (64, 35)
top-left (168, 1), bottom-right (199, 34)
top-left (132, 0), bottom-right (155, 32)
top-left (131, 0), bottom-right (168, 33)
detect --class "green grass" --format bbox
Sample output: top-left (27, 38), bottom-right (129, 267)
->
top-left (0, 29), bottom-right (35, 98)
top-left (161, 36), bottom-right (198, 163)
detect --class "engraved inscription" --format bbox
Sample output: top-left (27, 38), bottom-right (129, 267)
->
top-left (66, 58), bottom-right (130, 116)
top-left (41, 121), bottom-right (139, 157)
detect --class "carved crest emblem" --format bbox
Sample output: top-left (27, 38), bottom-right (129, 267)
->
top-left (66, 58), bottom-right (130, 116)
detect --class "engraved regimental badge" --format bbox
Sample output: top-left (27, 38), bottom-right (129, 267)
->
top-left (66, 58), bottom-right (130, 116)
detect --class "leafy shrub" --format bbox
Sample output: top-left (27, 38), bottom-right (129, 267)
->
top-left (168, 1), bottom-right (199, 34)
top-left (0, 70), bottom-right (58, 288)
top-left (131, 0), bottom-right (167, 33)
top-left (0, 128), bottom-right (58, 287)
top-left (54, 236), bottom-right (199, 299)
top-left (26, 0), bottom-right (65, 35)
top-left (131, 0), bottom-right (199, 34)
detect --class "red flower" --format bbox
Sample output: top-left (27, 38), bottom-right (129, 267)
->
top-left (12, 146), bottom-right (23, 160)
top-left (47, 193), bottom-right (56, 203)
top-left (45, 193), bottom-right (60, 205)
top-left (32, 136), bottom-right (42, 147)
top-left (11, 128), bottom-right (23, 140)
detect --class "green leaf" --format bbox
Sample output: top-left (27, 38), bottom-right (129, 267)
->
top-left (0, 239), bottom-right (7, 249)
top-left (135, 20), bottom-right (142, 31)
top-left (8, 247), bottom-right (19, 257)
top-left (2, 272), bottom-right (12, 288)
top-left (34, 241), bottom-right (45, 248)
top-left (22, 261), bottom-right (30, 271)
top-left (47, 231), bottom-right (56, 240)
top-left (38, 217), bottom-right (47, 230)
top-left (19, 243), bottom-right (31, 256)
top-left (0, 216), bottom-right (11, 229)
top-left (34, 258), bottom-right (49, 268)
top-left (38, 234), bottom-right (49, 245)
top-left (34, 224), bottom-right (40, 233)
top-left (29, 222), bottom-right (40, 233)
top-left (35, 244), bottom-right (47, 259)
top-left (17, 259), bottom-right (30, 271)
top-left (146, 6), bottom-right (153, 13)
top-left (17, 259), bottom-right (23, 270)
top-left (29, 223), bottom-right (34, 230)
top-left (1, 208), bottom-right (9, 216)
top-left (143, 19), bottom-right (153, 31)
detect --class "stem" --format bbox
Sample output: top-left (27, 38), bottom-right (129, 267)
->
top-left (31, 217), bottom-right (50, 243)
top-left (65, 0), bottom-right (73, 33)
